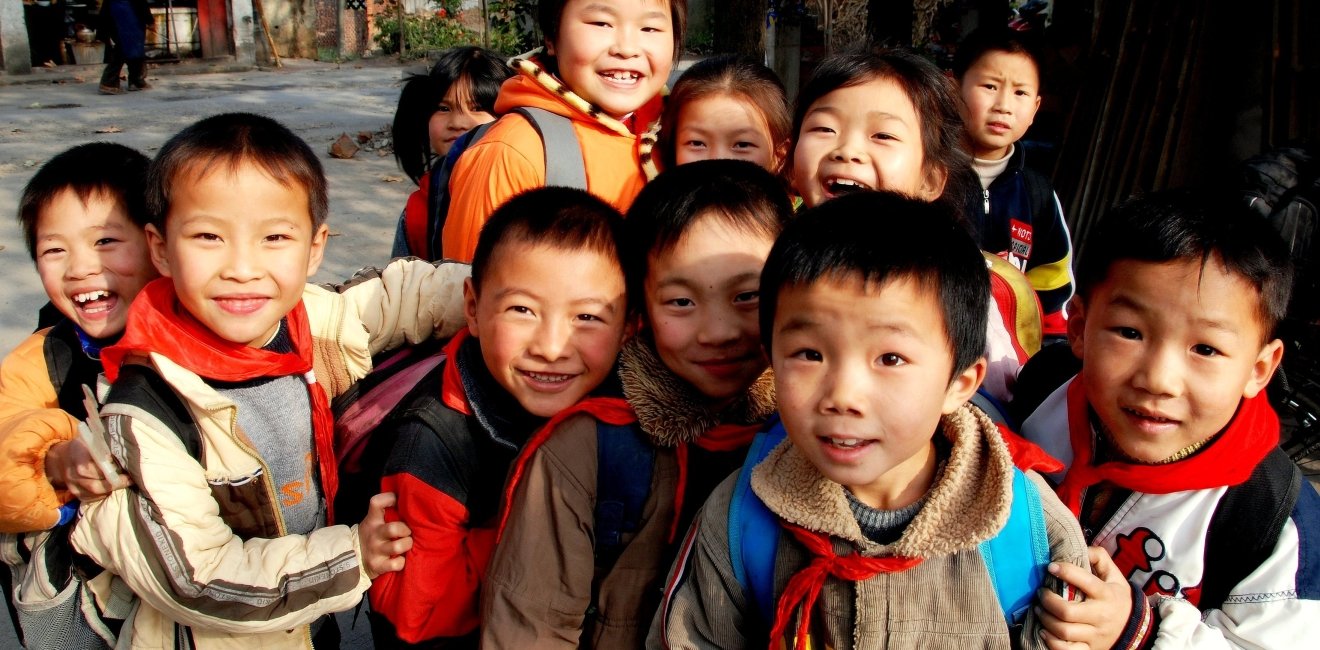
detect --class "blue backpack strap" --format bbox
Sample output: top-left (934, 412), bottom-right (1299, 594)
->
top-left (594, 421), bottom-right (655, 569)
top-left (510, 106), bottom-right (588, 190)
top-left (979, 467), bottom-right (1050, 626)
top-left (970, 387), bottom-right (1015, 428)
top-left (729, 416), bottom-right (785, 625)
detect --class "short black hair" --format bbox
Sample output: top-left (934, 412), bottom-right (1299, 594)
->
top-left (471, 186), bottom-right (627, 304)
top-left (760, 191), bottom-right (989, 378)
top-left (393, 46), bottom-right (513, 184)
top-left (148, 113), bottom-right (328, 232)
top-left (792, 51), bottom-right (972, 204)
top-left (952, 27), bottom-right (1043, 86)
top-left (18, 142), bottom-right (150, 260)
top-left (624, 159), bottom-right (793, 313)
top-left (1077, 190), bottom-right (1294, 340)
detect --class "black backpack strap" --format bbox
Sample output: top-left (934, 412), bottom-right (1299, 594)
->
top-left (105, 363), bottom-right (201, 461)
top-left (426, 125), bottom-right (493, 259)
top-left (594, 422), bottom-right (655, 569)
top-left (1201, 446), bottom-right (1303, 610)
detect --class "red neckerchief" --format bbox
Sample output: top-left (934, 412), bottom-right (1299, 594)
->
top-left (102, 278), bottom-right (341, 523)
top-left (496, 396), bottom-right (637, 540)
top-left (1055, 377), bottom-right (1279, 515)
top-left (770, 523), bottom-right (923, 650)
top-left (995, 422), bottom-right (1065, 474)
top-left (671, 422), bottom-right (762, 539)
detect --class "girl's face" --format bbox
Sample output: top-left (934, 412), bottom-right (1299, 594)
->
top-left (673, 93), bottom-right (783, 172)
top-left (645, 213), bottom-right (774, 408)
top-left (790, 77), bottom-right (946, 208)
top-left (429, 79), bottom-right (496, 157)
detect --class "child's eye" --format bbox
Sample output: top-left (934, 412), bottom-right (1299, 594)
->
top-left (732, 141), bottom-right (758, 150)
top-left (872, 132), bottom-right (898, 142)
top-left (94, 237), bottom-right (119, 246)
top-left (265, 233), bottom-right (292, 242)
top-left (981, 83), bottom-right (997, 91)
top-left (878, 353), bottom-right (906, 367)
top-left (508, 305), bottom-right (533, 315)
top-left (1015, 89), bottom-right (1032, 97)
top-left (683, 139), bottom-right (706, 149)
top-left (1192, 343), bottom-right (1222, 357)
top-left (193, 232), bottom-right (222, 242)
top-left (807, 125), bottom-right (836, 135)
top-left (641, 25), bottom-right (664, 33)
top-left (790, 348), bottom-right (823, 362)
top-left (1113, 326), bottom-right (1142, 340)
top-left (663, 297), bottom-right (694, 308)
top-left (733, 291), bottom-right (759, 304)
top-left (576, 313), bottom-right (605, 323)
top-left (436, 103), bottom-right (452, 114)
top-left (38, 247), bottom-right (65, 257)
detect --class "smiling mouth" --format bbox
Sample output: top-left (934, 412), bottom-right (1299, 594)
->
top-left (822, 436), bottom-right (873, 449)
top-left (214, 296), bottom-right (270, 315)
top-left (521, 370), bottom-right (577, 385)
top-left (1122, 407), bottom-right (1179, 425)
top-left (72, 290), bottom-right (116, 314)
top-left (825, 177), bottom-right (872, 196)
top-left (600, 70), bottom-right (641, 84)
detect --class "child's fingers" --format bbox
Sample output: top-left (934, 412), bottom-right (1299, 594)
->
top-left (367, 492), bottom-right (398, 517)
top-left (1038, 626), bottom-right (1090, 650)
top-left (1047, 561), bottom-right (1106, 599)
top-left (381, 520), bottom-right (412, 542)
top-left (1087, 546), bottom-right (1123, 583)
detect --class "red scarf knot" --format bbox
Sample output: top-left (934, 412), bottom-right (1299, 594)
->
top-left (768, 522), bottom-right (923, 650)
top-left (1055, 378), bottom-right (1279, 516)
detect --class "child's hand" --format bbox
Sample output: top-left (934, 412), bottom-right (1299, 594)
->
top-left (45, 439), bottom-right (130, 501)
top-left (358, 492), bottom-right (413, 580)
top-left (1037, 546), bottom-right (1134, 650)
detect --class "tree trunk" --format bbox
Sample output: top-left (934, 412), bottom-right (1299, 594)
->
top-left (713, 0), bottom-right (764, 57)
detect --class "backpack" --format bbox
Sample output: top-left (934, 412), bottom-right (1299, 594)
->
top-left (331, 338), bottom-right (448, 524)
top-left (392, 106), bottom-right (588, 260)
top-left (594, 422), bottom-right (656, 569)
top-left (728, 419), bottom-right (1051, 631)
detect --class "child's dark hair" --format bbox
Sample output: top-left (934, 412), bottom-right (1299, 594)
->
top-left (658, 55), bottom-right (791, 171)
top-left (393, 47), bottom-right (512, 184)
top-left (760, 191), bottom-right (989, 378)
top-left (18, 142), bottom-right (150, 260)
top-left (471, 186), bottom-right (628, 302)
top-left (952, 27), bottom-right (1042, 86)
top-left (539, 0), bottom-right (688, 63)
top-left (147, 113), bottom-right (328, 231)
top-left (792, 51), bottom-right (972, 202)
top-left (624, 159), bottom-right (793, 313)
top-left (1077, 190), bottom-right (1294, 340)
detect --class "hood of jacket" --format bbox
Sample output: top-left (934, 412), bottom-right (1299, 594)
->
top-left (751, 403), bottom-right (1015, 559)
top-left (617, 337), bottom-right (775, 448)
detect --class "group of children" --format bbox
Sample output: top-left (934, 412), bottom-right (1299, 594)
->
top-left (1, 0), bottom-right (1317, 649)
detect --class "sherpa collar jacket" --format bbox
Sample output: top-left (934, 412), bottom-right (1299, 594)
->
top-left (481, 338), bottom-right (776, 649)
top-left (648, 403), bottom-right (1089, 650)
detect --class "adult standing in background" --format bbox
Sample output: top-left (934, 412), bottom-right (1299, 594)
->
top-left (99, 0), bottom-right (152, 95)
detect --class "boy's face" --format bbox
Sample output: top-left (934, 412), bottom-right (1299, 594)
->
top-left (1068, 258), bottom-right (1283, 462)
top-left (146, 161), bottom-right (328, 348)
top-left (773, 274), bottom-right (984, 508)
top-left (547, 0), bottom-right (675, 119)
top-left (645, 213), bottom-right (773, 408)
top-left (958, 50), bottom-right (1041, 160)
top-left (674, 94), bottom-right (782, 171)
top-left (791, 77), bottom-right (945, 208)
top-left (464, 241), bottom-right (629, 417)
top-left (34, 189), bottom-right (157, 340)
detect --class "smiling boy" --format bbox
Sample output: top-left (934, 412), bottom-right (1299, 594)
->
top-left (369, 187), bottom-right (632, 647)
top-left (1020, 192), bottom-right (1320, 649)
top-left (443, 0), bottom-right (686, 262)
top-left (650, 192), bottom-right (1087, 649)
top-left (69, 113), bottom-right (470, 649)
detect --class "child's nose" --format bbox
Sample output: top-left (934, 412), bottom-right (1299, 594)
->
top-left (819, 361), bottom-right (867, 416)
top-left (1132, 347), bottom-right (1183, 397)
top-left (66, 246), bottom-right (103, 279)
top-left (528, 319), bottom-right (571, 361)
top-left (695, 308), bottom-right (740, 347)
top-left (609, 28), bottom-right (640, 58)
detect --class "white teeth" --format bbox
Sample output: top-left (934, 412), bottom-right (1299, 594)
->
top-left (827, 438), bottom-right (866, 448)
top-left (73, 290), bottom-right (110, 304)
top-left (603, 71), bottom-right (640, 81)
top-left (526, 371), bottom-right (571, 383)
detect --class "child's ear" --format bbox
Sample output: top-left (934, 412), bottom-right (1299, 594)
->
top-left (1243, 338), bottom-right (1285, 399)
top-left (463, 277), bottom-right (479, 333)
top-left (305, 224), bottom-right (329, 277)
top-left (917, 164), bottom-right (949, 202)
top-left (1066, 296), bottom-right (1087, 360)
top-left (145, 224), bottom-right (172, 277)
top-left (942, 357), bottom-right (987, 414)
top-left (772, 139), bottom-right (791, 176)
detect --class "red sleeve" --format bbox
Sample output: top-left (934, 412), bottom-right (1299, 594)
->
top-left (368, 471), bottom-right (497, 643)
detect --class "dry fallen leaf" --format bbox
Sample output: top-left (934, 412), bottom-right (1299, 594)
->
top-left (381, 175), bottom-right (402, 183)
top-left (95, 126), bottom-right (123, 134)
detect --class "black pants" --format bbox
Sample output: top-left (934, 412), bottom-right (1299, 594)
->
top-left (100, 45), bottom-right (145, 88)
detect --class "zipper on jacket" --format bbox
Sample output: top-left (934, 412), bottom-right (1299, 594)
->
top-left (983, 188), bottom-right (991, 214)
top-left (223, 406), bottom-right (289, 538)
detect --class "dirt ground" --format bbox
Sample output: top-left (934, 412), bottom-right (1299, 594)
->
top-left (0, 57), bottom-right (422, 358)
top-left (0, 55), bottom-right (425, 650)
